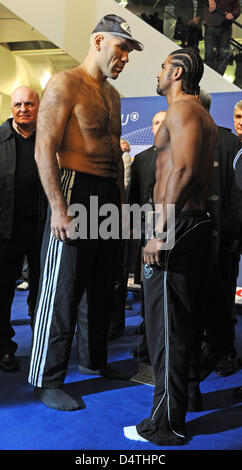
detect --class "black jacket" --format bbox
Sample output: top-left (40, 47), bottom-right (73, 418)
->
top-left (234, 145), bottom-right (242, 191)
top-left (127, 145), bottom-right (157, 283)
top-left (128, 145), bottom-right (157, 206)
top-left (205, 126), bottom-right (241, 263)
top-left (0, 118), bottom-right (47, 239)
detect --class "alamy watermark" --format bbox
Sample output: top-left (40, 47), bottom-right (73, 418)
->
top-left (66, 196), bottom-right (175, 249)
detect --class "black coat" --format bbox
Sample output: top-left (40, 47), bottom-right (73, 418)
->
top-left (205, 126), bottom-right (241, 264)
top-left (234, 145), bottom-right (242, 191)
top-left (127, 145), bottom-right (157, 283)
top-left (0, 118), bottom-right (47, 239)
top-left (127, 145), bottom-right (157, 206)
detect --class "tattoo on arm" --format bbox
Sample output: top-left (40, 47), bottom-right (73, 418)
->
top-left (35, 73), bottom-right (73, 212)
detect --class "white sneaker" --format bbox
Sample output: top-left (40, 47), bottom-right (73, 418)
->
top-left (123, 426), bottom-right (148, 442)
top-left (16, 281), bottom-right (29, 291)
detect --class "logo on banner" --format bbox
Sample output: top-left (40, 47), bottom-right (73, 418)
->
top-left (121, 112), bottom-right (140, 126)
top-left (130, 112), bottom-right (139, 121)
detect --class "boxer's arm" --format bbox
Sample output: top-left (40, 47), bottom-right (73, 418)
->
top-left (156, 103), bottom-right (202, 231)
top-left (35, 72), bottom-right (74, 240)
top-left (117, 156), bottom-right (126, 199)
top-left (110, 85), bottom-right (126, 203)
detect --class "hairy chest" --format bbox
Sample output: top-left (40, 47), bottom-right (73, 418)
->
top-left (73, 83), bottom-right (121, 137)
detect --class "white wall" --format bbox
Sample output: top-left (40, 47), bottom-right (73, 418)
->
top-left (1, 0), bottom-right (240, 96)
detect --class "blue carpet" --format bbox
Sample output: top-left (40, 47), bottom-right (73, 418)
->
top-left (0, 289), bottom-right (242, 458)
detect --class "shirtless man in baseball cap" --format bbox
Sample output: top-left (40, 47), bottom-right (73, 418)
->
top-left (28, 15), bottom-right (143, 411)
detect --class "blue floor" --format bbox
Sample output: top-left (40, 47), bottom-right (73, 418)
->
top-left (0, 289), bottom-right (242, 458)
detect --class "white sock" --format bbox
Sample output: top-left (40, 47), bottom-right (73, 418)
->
top-left (123, 426), bottom-right (148, 442)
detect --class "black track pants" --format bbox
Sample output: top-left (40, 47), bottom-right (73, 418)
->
top-left (137, 211), bottom-right (210, 446)
top-left (28, 169), bottom-right (120, 388)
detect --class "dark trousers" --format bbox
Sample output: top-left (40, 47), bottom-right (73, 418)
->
top-left (205, 243), bottom-right (240, 359)
top-left (78, 239), bottom-right (127, 369)
top-left (28, 170), bottom-right (120, 388)
top-left (204, 22), bottom-right (232, 76)
top-left (109, 239), bottom-right (128, 334)
top-left (0, 216), bottom-right (41, 356)
top-left (137, 212), bottom-right (210, 446)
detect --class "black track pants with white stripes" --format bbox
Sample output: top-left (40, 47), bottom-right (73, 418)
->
top-left (137, 211), bottom-right (210, 446)
top-left (28, 169), bottom-right (120, 388)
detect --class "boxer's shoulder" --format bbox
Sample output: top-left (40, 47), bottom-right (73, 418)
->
top-left (44, 67), bottom-right (85, 95)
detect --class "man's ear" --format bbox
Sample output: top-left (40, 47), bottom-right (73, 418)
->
top-left (173, 66), bottom-right (183, 81)
top-left (93, 34), bottom-right (104, 51)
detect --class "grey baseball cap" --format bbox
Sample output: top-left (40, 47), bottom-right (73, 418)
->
top-left (92, 14), bottom-right (144, 51)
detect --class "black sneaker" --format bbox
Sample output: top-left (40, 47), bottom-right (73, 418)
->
top-left (233, 386), bottom-right (242, 399)
top-left (135, 321), bottom-right (145, 335)
top-left (215, 352), bottom-right (236, 377)
top-left (0, 353), bottom-right (20, 373)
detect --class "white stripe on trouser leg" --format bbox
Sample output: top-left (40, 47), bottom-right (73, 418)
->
top-left (164, 270), bottom-right (185, 439)
top-left (28, 235), bottom-right (56, 385)
top-left (151, 269), bottom-right (185, 439)
top-left (151, 221), bottom-right (209, 438)
top-left (151, 270), bottom-right (167, 420)
top-left (62, 169), bottom-right (75, 206)
top-left (28, 168), bottom-right (76, 386)
top-left (28, 235), bottom-right (63, 386)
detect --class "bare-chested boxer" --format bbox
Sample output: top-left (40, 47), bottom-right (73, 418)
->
top-left (124, 48), bottom-right (217, 445)
top-left (28, 14), bottom-right (143, 411)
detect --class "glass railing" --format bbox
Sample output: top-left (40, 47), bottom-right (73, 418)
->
top-left (115, 0), bottom-right (242, 88)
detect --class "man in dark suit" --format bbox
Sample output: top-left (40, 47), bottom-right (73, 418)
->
top-left (234, 100), bottom-right (242, 143)
top-left (128, 111), bottom-right (166, 360)
top-left (128, 111), bottom-right (166, 208)
top-left (233, 109), bottom-right (242, 400)
top-left (0, 86), bottom-right (46, 373)
top-left (200, 90), bottom-right (241, 377)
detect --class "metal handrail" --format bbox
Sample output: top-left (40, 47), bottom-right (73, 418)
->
top-left (231, 38), bottom-right (242, 51)
top-left (199, 0), bottom-right (242, 29)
